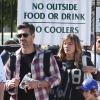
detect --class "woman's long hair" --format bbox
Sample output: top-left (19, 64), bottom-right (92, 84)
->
top-left (58, 34), bottom-right (82, 68)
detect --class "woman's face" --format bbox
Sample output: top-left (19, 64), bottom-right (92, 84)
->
top-left (63, 38), bottom-right (75, 55)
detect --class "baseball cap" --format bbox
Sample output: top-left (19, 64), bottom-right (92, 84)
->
top-left (80, 79), bottom-right (98, 91)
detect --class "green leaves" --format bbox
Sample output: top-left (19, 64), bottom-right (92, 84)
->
top-left (0, 0), bottom-right (17, 31)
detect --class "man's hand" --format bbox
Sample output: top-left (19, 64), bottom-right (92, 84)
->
top-left (24, 80), bottom-right (38, 92)
top-left (24, 80), bottom-right (49, 93)
top-left (38, 80), bottom-right (49, 88)
top-left (8, 78), bottom-right (20, 89)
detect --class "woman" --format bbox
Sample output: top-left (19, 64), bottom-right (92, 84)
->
top-left (55, 33), bottom-right (84, 100)
top-left (56, 33), bottom-right (98, 100)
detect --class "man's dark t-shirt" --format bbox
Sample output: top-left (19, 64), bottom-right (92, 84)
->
top-left (18, 51), bottom-right (36, 100)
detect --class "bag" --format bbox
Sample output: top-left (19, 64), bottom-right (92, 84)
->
top-left (43, 51), bottom-right (65, 100)
top-left (48, 85), bottom-right (65, 100)
top-left (48, 66), bottom-right (69, 100)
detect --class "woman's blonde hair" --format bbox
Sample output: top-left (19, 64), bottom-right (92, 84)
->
top-left (58, 34), bottom-right (82, 68)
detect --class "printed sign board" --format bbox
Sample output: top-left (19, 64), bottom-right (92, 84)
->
top-left (96, 7), bottom-right (100, 32)
top-left (17, 0), bottom-right (92, 45)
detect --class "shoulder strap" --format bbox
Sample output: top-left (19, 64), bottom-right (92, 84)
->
top-left (43, 50), bottom-right (51, 76)
top-left (9, 52), bottom-right (16, 79)
top-left (1, 50), bottom-right (9, 65)
top-left (82, 51), bottom-right (93, 66)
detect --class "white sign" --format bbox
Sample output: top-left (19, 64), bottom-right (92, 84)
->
top-left (96, 7), bottom-right (100, 32)
top-left (17, 0), bottom-right (92, 45)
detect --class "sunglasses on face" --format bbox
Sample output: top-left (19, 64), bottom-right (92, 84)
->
top-left (97, 40), bottom-right (100, 44)
top-left (17, 33), bottom-right (29, 38)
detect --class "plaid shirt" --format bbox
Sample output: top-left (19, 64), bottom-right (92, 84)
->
top-left (5, 45), bottom-right (61, 100)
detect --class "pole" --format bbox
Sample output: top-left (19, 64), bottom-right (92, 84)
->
top-left (11, 0), bottom-right (13, 38)
top-left (94, 0), bottom-right (97, 67)
top-left (1, 0), bottom-right (4, 45)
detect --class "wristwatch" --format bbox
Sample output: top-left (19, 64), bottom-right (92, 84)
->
top-left (38, 81), bottom-right (42, 88)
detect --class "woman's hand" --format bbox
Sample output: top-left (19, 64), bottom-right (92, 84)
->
top-left (82, 66), bottom-right (97, 73)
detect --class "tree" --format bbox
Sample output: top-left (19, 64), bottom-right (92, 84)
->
top-left (0, 0), bottom-right (17, 32)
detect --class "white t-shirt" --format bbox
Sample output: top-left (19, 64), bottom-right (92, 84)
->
top-left (91, 52), bottom-right (100, 90)
top-left (0, 56), bottom-right (6, 82)
top-left (91, 52), bottom-right (100, 71)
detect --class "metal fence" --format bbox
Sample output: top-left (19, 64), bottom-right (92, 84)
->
top-left (0, 0), bottom-right (17, 45)
top-left (0, 0), bottom-right (99, 45)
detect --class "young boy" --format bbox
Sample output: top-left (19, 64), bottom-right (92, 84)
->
top-left (80, 79), bottom-right (98, 100)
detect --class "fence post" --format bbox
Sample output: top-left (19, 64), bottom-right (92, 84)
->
top-left (11, 0), bottom-right (13, 38)
top-left (1, 0), bottom-right (4, 45)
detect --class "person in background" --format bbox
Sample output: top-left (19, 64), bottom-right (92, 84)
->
top-left (0, 38), bottom-right (19, 100)
top-left (4, 22), bottom-right (61, 100)
top-left (81, 35), bottom-right (100, 83)
top-left (1, 38), bottom-right (19, 65)
top-left (4, 38), bottom-right (18, 45)
top-left (91, 34), bottom-right (100, 99)
top-left (80, 79), bottom-right (98, 100)
top-left (91, 34), bottom-right (100, 77)
top-left (82, 45), bottom-right (97, 80)
top-left (0, 55), bottom-right (6, 100)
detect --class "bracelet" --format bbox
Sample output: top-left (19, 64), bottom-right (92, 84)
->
top-left (38, 81), bottom-right (42, 88)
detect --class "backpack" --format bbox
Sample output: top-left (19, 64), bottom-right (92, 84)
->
top-left (43, 50), bottom-right (51, 76)
top-left (43, 51), bottom-right (66, 100)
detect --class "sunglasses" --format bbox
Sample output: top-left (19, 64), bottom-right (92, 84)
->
top-left (17, 33), bottom-right (29, 38)
top-left (97, 40), bottom-right (100, 43)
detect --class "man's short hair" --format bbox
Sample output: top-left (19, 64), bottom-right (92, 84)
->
top-left (17, 22), bottom-right (35, 34)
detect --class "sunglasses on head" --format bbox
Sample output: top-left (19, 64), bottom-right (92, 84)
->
top-left (17, 33), bottom-right (29, 38)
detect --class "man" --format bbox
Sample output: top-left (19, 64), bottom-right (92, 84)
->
top-left (91, 34), bottom-right (100, 99)
top-left (91, 34), bottom-right (100, 73)
top-left (0, 38), bottom-right (19, 100)
top-left (5, 22), bottom-right (61, 100)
